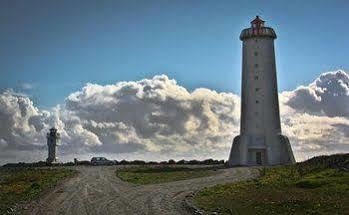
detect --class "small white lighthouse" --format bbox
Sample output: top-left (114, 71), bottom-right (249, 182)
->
top-left (228, 16), bottom-right (295, 166)
top-left (46, 127), bottom-right (60, 164)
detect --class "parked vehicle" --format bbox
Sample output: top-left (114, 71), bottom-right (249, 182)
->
top-left (91, 157), bottom-right (115, 165)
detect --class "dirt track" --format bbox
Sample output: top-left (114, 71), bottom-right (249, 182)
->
top-left (25, 166), bottom-right (259, 215)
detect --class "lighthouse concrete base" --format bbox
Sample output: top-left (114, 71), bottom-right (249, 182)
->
top-left (228, 134), bottom-right (295, 166)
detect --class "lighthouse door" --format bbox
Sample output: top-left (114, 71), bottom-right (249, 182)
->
top-left (256, 152), bottom-right (262, 165)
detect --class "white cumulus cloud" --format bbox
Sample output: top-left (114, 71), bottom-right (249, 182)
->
top-left (281, 70), bottom-right (349, 117)
top-left (0, 71), bottom-right (348, 164)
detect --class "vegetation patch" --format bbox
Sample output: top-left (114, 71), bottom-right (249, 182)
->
top-left (117, 166), bottom-right (220, 184)
top-left (0, 167), bottom-right (77, 214)
top-left (193, 154), bottom-right (349, 215)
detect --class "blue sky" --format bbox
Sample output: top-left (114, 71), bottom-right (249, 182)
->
top-left (1, 0), bottom-right (348, 108)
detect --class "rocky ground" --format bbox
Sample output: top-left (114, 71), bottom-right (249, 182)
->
top-left (24, 166), bottom-right (259, 215)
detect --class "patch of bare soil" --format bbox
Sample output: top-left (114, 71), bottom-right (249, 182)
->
top-left (24, 166), bottom-right (258, 215)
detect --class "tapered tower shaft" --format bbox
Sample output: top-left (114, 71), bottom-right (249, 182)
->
top-left (228, 16), bottom-right (295, 166)
top-left (46, 127), bottom-right (60, 164)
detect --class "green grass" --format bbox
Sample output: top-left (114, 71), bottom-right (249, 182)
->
top-left (0, 167), bottom-right (77, 214)
top-left (117, 166), bottom-right (220, 184)
top-left (193, 154), bottom-right (349, 215)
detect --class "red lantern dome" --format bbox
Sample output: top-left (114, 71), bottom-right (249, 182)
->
top-left (250, 16), bottom-right (265, 28)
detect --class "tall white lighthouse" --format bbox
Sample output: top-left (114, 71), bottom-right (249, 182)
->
top-left (228, 16), bottom-right (295, 166)
top-left (46, 127), bottom-right (60, 164)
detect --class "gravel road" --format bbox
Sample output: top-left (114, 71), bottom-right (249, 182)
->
top-left (25, 166), bottom-right (259, 215)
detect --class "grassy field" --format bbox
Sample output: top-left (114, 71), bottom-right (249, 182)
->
top-left (193, 154), bottom-right (349, 215)
top-left (0, 167), bottom-right (76, 214)
top-left (117, 166), bottom-right (220, 184)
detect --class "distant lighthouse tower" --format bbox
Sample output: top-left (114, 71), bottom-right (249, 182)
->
top-left (228, 16), bottom-right (295, 166)
top-left (46, 127), bottom-right (60, 164)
